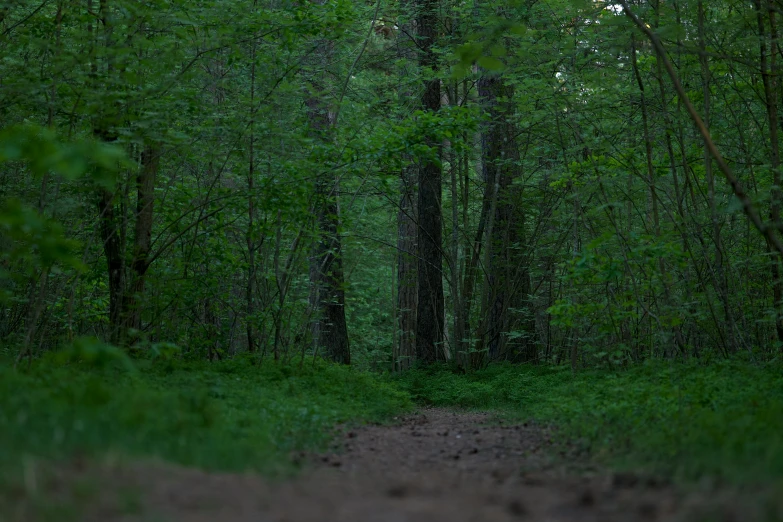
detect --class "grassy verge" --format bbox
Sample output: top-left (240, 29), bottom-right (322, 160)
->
top-left (0, 350), bottom-right (411, 476)
top-left (392, 359), bottom-right (783, 485)
top-left (3, 339), bottom-right (781, 491)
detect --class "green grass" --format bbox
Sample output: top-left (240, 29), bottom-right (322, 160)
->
top-left (3, 338), bottom-right (782, 493)
top-left (0, 351), bottom-right (412, 477)
top-left (392, 359), bottom-right (783, 485)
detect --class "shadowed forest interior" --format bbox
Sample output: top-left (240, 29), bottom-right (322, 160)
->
top-left (4, 0), bottom-right (783, 367)
top-left (2, 0), bottom-right (783, 518)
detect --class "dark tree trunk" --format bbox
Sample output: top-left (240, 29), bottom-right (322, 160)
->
top-left (698, 0), bottom-right (737, 353)
top-left (246, 35), bottom-right (259, 353)
top-left (414, 0), bottom-right (443, 364)
top-left (756, 0), bottom-right (783, 346)
top-left (97, 145), bottom-right (159, 346)
top-left (395, 3), bottom-right (418, 371)
top-left (124, 144), bottom-right (160, 337)
top-left (309, 179), bottom-right (350, 365)
top-left (478, 73), bottom-right (534, 362)
top-left (305, 35), bottom-right (350, 365)
top-left (91, 0), bottom-right (126, 345)
top-left (98, 185), bottom-right (126, 345)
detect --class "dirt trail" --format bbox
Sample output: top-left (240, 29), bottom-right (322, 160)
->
top-left (11, 408), bottom-right (776, 521)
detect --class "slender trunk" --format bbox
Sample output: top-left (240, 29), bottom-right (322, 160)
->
top-left (247, 30), bottom-right (258, 352)
top-left (394, 2), bottom-right (418, 370)
top-left (756, 0), bottom-right (783, 345)
top-left (473, 146), bottom-right (502, 366)
top-left (274, 212), bottom-right (287, 361)
top-left (124, 144), bottom-right (160, 338)
top-left (91, 0), bottom-right (126, 345)
top-left (460, 162), bottom-right (495, 368)
top-left (631, 33), bottom-right (686, 356)
top-left (659, 0), bottom-right (696, 345)
top-left (570, 187), bottom-right (580, 372)
top-left (397, 166), bottom-right (418, 370)
top-left (698, 0), bottom-right (737, 353)
top-left (98, 186), bottom-right (125, 345)
top-left (449, 89), bottom-right (466, 366)
top-left (478, 73), bottom-right (504, 361)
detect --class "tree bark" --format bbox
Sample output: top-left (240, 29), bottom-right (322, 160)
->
top-left (395, 2), bottom-right (418, 371)
top-left (630, 33), bottom-right (687, 357)
top-left (246, 29), bottom-right (259, 352)
top-left (697, 0), bottom-right (737, 353)
top-left (756, 0), bottom-right (783, 345)
top-left (478, 72), bottom-right (534, 362)
top-left (97, 184), bottom-right (125, 345)
top-left (309, 175), bottom-right (351, 365)
top-left (414, 0), bottom-right (444, 364)
top-left (124, 144), bottom-right (160, 338)
top-left (306, 24), bottom-right (350, 365)
top-left (397, 166), bottom-right (418, 370)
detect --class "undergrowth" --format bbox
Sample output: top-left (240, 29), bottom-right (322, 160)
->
top-left (392, 359), bottom-right (783, 485)
top-left (4, 336), bottom-right (782, 493)
top-left (0, 348), bottom-right (411, 476)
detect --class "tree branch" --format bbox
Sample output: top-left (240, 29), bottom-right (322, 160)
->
top-left (620, 0), bottom-right (783, 256)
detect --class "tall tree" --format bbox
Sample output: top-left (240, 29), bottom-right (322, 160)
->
top-left (91, 0), bottom-right (165, 347)
top-left (395, 1), bottom-right (419, 371)
top-left (755, 0), bottom-right (783, 345)
top-left (414, 0), bottom-right (444, 364)
top-left (306, 5), bottom-right (350, 365)
top-left (478, 67), bottom-right (534, 362)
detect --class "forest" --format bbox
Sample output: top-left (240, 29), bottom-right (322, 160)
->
top-left (2, 0), bottom-right (783, 519)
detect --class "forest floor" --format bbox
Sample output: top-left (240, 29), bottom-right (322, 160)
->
top-left (10, 408), bottom-right (778, 522)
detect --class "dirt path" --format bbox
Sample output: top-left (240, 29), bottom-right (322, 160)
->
top-left (9, 408), bottom-right (774, 521)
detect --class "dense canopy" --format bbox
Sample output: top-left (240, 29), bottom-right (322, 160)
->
top-left (2, 0), bottom-right (782, 368)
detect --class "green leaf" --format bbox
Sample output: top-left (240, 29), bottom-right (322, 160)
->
top-left (477, 56), bottom-right (505, 71)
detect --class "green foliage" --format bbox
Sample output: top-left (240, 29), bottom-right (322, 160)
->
top-left (0, 354), bottom-right (412, 475)
top-left (0, 125), bottom-right (129, 307)
top-left (53, 336), bottom-right (138, 373)
top-left (0, 125), bottom-right (127, 188)
top-left (392, 361), bottom-right (783, 484)
top-left (0, 199), bottom-right (83, 274)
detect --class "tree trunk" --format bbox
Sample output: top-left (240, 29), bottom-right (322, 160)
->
top-left (246, 32), bottom-right (258, 352)
top-left (414, 0), bottom-right (443, 364)
top-left (98, 185), bottom-right (125, 345)
top-left (447, 82), bottom-right (467, 367)
top-left (478, 72), bottom-right (534, 362)
top-left (395, 3), bottom-right (418, 371)
top-left (397, 166), bottom-right (418, 370)
top-left (756, 0), bottom-right (783, 345)
top-left (124, 144), bottom-right (160, 338)
top-left (698, 0), bottom-right (737, 353)
top-left (309, 176), bottom-right (351, 365)
top-left (631, 33), bottom-right (686, 357)
top-left (306, 29), bottom-right (350, 365)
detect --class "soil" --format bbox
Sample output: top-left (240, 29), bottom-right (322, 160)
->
top-left (5, 408), bottom-right (780, 521)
